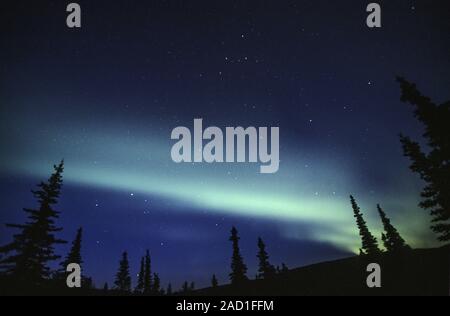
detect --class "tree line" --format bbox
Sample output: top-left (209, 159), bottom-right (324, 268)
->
top-left (350, 195), bottom-right (410, 257)
top-left (0, 77), bottom-right (448, 294)
top-left (109, 226), bottom-right (290, 294)
top-left (0, 159), bottom-right (289, 294)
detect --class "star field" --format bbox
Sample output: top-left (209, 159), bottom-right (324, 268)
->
top-left (1, 0), bottom-right (450, 288)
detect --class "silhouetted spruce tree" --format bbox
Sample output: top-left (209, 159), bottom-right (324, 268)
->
top-left (275, 263), bottom-right (289, 274)
top-left (229, 226), bottom-right (248, 284)
top-left (135, 256), bottom-right (145, 293)
top-left (211, 274), bottom-right (218, 287)
top-left (190, 281), bottom-right (195, 291)
top-left (0, 161), bottom-right (66, 285)
top-left (114, 251), bottom-right (131, 293)
top-left (350, 195), bottom-right (381, 256)
top-left (377, 204), bottom-right (410, 252)
top-left (103, 282), bottom-right (109, 292)
top-left (397, 77), bottom-right (450, 241)
top-left (60, 227), bottom-right (83, 272)
top-left (256, 238), bottom-right (276, 279)
top-left (280, 263), bottom-right (289, 274)
top-left (153, 273), bottom-right (161, 295)
top-left (181, 281), bottom-right (189, 293)
top-left (166, 283), bottom-right (172, 295)
top-left (143, 250), bottom-right (152, 295)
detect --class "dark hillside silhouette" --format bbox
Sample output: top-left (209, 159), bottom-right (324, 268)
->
top-left (194, 246), bottom-right (449, 296)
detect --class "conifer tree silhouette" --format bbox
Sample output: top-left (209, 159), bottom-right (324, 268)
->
top-left (211, 274), bottom-right (218, 287)
top-left (0, 161), bottom-right (67, 285)
top-left (190, 281), bottom-right (195, 291)
top-left (166, 283), bottom-right (172, 295)
top-left (280, 263), bottom-right (289, 274)
top-left (256, 237), bottom-right (276, 279)
top-left (60, 227), bottom-right (83, 272)
top-left (143, 250), bottom-right (152, 295)
top-left (350, 195), bottom-right (380, 256)
top-left (229, 226), bottom-right (248, 284)
top-left (182, 281), bottom-right (189, 293)
top-left (377, 204), bottom-right (410, 252)
top-left (135, 256), bottom-right (145, 293)
top-left (114, 251), bottom-right (131, 293)
top-left (397, 77), bottom-right (450, 241)
top-left (153, 273), bottom-right (161, 295)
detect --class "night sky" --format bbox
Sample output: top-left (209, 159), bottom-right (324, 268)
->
top-left (1, 1), bottom-right (450, 289)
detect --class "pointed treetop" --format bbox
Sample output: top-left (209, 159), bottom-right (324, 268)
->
top-left (377, 204), bottom-right (410, 252)
top-left (350, 195), bottom-right (381, 257)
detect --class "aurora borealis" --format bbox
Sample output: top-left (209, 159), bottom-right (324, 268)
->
top-left (1, 1), bottom-right (449, 288)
